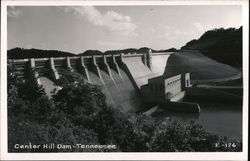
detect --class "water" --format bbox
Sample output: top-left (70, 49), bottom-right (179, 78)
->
top-left (87, 70), bottom-right (116, 106)
top-left (39, 77), bottom-right (58, 98)
top-left (153, 102), bottom-right (242, 140)
top-left (86, 67), bottom-right (142, 112)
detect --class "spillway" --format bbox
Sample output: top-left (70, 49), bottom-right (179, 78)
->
top-left (151, 54), bottom-right (171, 76)
top-left (122, 53), bottom-right (171, 88)
top-left (87, 63), bottom-right (142, 111)
top-left (36, 59), bottom-right (143, 112)
top-left (122, 56), bottom-right (152, 88)
top-left (87, 70), bottom-right (116, 107)
top-left (113, 67), bottom-right (142, 111)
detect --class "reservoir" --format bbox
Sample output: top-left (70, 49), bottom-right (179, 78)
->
top-left (153, 101), bottom-right (242, 140)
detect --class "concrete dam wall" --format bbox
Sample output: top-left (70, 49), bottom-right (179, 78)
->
top-left (122, 52), bottom-right (172, 88)
top-left (9, 52), bottom-right (172, 112)
top-left (9, 50), bottom-right (241, 112)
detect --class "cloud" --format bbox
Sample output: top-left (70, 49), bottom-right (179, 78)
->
top-left (7, 6), bottom-right (22, 17)
top-left (155, 24), bottom-right (196, 40)
top-left (151, 23), bottom-right (204, 42)
top-left (193, 22), bottom-right (203, 31)
top-left (162, 26), bottom-right (185, 40)
top-left (98, 41), bottom-right (123, 47)
top-left (163, 25), bottom-right (171, 30)
top-left (63, 6), bottom-right (137, 36)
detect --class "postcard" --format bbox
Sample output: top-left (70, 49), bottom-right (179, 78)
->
top-left (1, 0), bottom-right (249, 160)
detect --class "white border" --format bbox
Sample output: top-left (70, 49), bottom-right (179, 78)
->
top-left (1, 0), bottom-right (249, 160)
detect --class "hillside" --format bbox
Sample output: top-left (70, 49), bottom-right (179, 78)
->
top-left (8, 48), bottom-right (75, 59)
top-left (181, 27), bottom-right (242, 68)
top-left (77, 48), bottom-right (155, 56)
top-left (79, 50), bottom-right (103, 56)
top-left (164, 51), bottom-right (241, 84)
top-left (104, 47), bottom-right (153, 55)
top-left (8, 47), bottom-right (176, 59)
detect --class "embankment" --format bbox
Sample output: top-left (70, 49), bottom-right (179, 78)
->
top-left (164, 51), bottom-right (241, 84)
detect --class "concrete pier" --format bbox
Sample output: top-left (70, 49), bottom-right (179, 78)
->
top-left (29, 58), bottom-right (41, 85)
top-left (66, 57), bottom-right (73, 72)
top-left (110, 55), bottom-right (122, 79)
top-left (91, 56), bottom-right (104, 84)
top-left (49, 58), bottom-right (59, 81)
top-left (146, 49), bottom-right (152, 70)
top-left (80, 56), bottom-right (91, 83)
top-left (100, 55), bottom-right (114, 82)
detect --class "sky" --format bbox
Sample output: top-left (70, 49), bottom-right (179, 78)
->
top-left (7, 5), bottom-right (242, 54)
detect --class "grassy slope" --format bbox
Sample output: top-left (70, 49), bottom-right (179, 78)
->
top-left (164, 51), bottom-right (241, 81)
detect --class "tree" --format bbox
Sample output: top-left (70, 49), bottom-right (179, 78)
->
top-left (149, 119), bottom-right (242, 152)
top-left (8, 69), bottom-right (242, 152)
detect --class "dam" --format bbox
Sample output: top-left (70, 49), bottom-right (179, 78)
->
top-left (9, 50), bottom-right (172, 112)
top-left (8, 50), bottom-right (242, 112)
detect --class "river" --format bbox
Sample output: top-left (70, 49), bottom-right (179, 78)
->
top-left (153, 101), bottom-right (242, 140)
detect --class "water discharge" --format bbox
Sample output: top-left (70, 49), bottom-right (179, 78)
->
top-left (87, 70), bottom-right (116, 107)
top-left (39, 64), bottom-right (142, 112)
top-left (39, 77), bottom-right (58, 98)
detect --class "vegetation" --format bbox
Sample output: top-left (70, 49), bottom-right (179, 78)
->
top-left (79, 47), bottom-right (159, 56)
top-left (79, 50), bottom-right (103, 56)
top-left (8, 69), bottom-right (242, 152)
top-left (104, 47), bottom-right (153, 55)
top-left (80, 47), bottom-right (177, 55)
top-left (8, 47), bottom-right (177, 60)
top-left (181, 27), bottom-right (242, 68)
top-left (7, 47), bottom-right (75, 59)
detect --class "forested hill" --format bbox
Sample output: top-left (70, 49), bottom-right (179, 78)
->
top-left (181, 27), bottom-right (242, 68)
top-left (8, 47), bottom-right (177, 59)
top-left (79, 47), bottom-right (177, 56)
top-left (8, 48), bottom-right (75, 59)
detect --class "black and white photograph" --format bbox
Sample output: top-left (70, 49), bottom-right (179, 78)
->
top-left (0, 0), bottom-right (249, 160)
